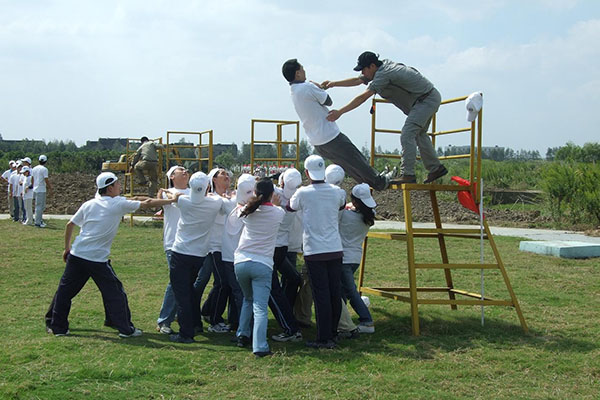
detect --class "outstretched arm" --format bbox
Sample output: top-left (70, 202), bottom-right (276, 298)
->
top-left (139, 192), bottom-right (182, 209)
top-left (327, 89), bottom-right (375, 121)
top-left (321, 77), bottom-right (364, 89)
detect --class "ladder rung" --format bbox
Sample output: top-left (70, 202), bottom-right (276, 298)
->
top-left (415, 263), bottom-right (498, 269)
top-left (411, 228), bottom-right (483, 234)
top-left (418, 299), bottom-right (513, 306)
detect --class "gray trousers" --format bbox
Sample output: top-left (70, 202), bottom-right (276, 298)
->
top-left (8, 193), bottom-right (14, 218)
top-left (34, 191), bottom-right (46, 226)
top-left (314, 132), bottom-right (387, 191)
top-left (400, 88), bottom-right (443, 176)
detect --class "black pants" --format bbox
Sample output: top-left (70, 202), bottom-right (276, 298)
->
top-left (200, 252), bottom-right (231, 325)
top-left (273, 246), bottom-right (302, 309)
top-left (170, 251), bottom-right (205, 339)
top-left (47, 254), bottom-right (135, 335)
top-left (268, 268), bottom-right (300, 335)
top-left (306, 258), bottom-right (342, 342)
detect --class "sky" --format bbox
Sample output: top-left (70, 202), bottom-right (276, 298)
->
top-left (1, 0), bottom-right (599, 155)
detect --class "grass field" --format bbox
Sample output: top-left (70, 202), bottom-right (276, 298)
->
top-left (1, 219), bottom-right (598, 399)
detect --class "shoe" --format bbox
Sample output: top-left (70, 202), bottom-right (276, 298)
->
top-left (254, 351), bottom-right (273, 358)
top-left (357, 323), bottom-right (375, 334)
top-left (119, 328), bottom-right (143, 338)
top-left (208, 322), bottom-right (231, 333)
top-left (305, 340), bottom-right (336, 349)
top-left (237, 335), bottom-right (251, 348)
top-left (390, 175), bottom-right (417, 185)
top-left (336, 328), bottom-right (360, 340)
top-left (46, 327), bottom-right (70, 337)
top-left (424, 165), bottom-right (448, 183)
top-left (169, 333), bottom-right (195, 344)
top-left (271, 331), bottom-right (303, 342)
top-left (156, 324), bottom-right (173, 335)
top-left (40, 222), bottom-right (47, 228)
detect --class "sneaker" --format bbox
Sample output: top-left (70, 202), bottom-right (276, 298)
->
top-left (305, 340), bottom-right (336, 349)
top-left (390, 175), bottom-right (417, 185)
top-left (119, 328), bottom-right (143, 338)
top-left (237, 335), bottom-right (251, 348)
top-left (40, 222), bottom-right (47, 228)
top-left (169, 333), bottom-right (195, 344)
top-left (254, 351), bottom-right (273, 358)
top-left (271, 331), bottom-right (303, 342)
top-left (156, 324), bottom-right (173, 335)
top-left (337, 328), bottom-right (360, 339)
top-left (46, 327), bottom-right (70, 337)
top-left (357, 323), bottom-right (375, 334)
top-left (424, 165), bottom-right (448, 183)
top-left (208, 322), bottom-right (231, 333)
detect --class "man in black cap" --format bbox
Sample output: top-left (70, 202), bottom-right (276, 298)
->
top-left (322, 52), bottom-right (447, 184)
top-left (132, 136), bottom-right (163, 197)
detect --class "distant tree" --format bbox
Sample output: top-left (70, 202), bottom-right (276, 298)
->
top-left (299, 139), bottom-right (312, 161)
top-left (214, 152), bottom-right (235, 169)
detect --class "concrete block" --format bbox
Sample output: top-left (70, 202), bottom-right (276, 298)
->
top-left (519, 240), bottom-right (600, 259)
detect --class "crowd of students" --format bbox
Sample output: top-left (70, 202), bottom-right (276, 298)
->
top-left (2, 155), bottom-right (51, 227)
top-left (44, 155), bottom-right (377, 358)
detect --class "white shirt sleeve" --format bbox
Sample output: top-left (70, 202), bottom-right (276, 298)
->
top-left (289, 190), bottom-right (302, 211)
top-left (117, 197), bottom-right (141, 214)
top-left (70, 204), bottom-right (86, 227)
top-left (309, 83), bottom-right (328, 105)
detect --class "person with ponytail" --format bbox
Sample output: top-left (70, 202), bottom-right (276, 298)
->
top-left (234, 178), bottom-right (285, 358)
top-left (339, 183), bottom-right (376, 333)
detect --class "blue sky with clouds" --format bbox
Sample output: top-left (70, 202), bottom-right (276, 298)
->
top-left (1, 0), bottom-right (598, 155)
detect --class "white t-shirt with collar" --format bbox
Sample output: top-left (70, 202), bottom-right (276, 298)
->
top-left (339, 208), bottom-right (371, 264)
top-left (162, 187), bottom-right (190, 251)
top-left (234, 204), bottom-right (285, 269)
top-left (2, 169), bottom-right (12, 193)
top-left (208, 195), bottom-right (236, 253)
top-left (70, 196), bottom-right (141, 263)
top-left (289, 183), bottom-right (346, 256)
top-left (9, 173), bottom-right (21, 196)
top-left (32, 165), bottom-right (48, 193)
top-left (171, 194), bottom-right (224, 257)
top-left (22, 175), bottom-right (34, 200)
top-left (290, 81), bottom-right (340, 146)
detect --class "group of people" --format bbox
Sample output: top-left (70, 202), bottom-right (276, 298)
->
top-left (2, 155), bottom-right (51, 227)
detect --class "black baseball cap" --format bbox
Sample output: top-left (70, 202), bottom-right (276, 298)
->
top-left (353, 51), bottom-right (379, 71)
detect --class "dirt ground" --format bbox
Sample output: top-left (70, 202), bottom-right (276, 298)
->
top-left (1, 172), bottom-right (553, 228)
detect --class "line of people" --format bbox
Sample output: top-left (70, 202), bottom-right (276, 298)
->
top-left (2, 155), bottom-right (51, 227)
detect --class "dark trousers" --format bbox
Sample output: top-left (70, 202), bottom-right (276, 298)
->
top-left (274, 246), bottom-right (302, 309)
top-left (306, 258), bottom-right (342, 342)
top-left (268, 267), bottom-right (300, 335)
top-left (170, 251), bottom-right (205, 339)
top-left (213, 261), bottom-right (243, 328)
top-left (13, 197), bottom-right (20, 222)
top-left (47, 254), bottom-right (135, 335)
top-left (200, 252), bottom-right (231, 325)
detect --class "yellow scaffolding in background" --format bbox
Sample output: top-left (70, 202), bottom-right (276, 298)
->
top-left (359, 94), bottom-right (528, 336)
top-left (166, 130), bottom-right (213, 172)
top-left (250, 119), bottom-right (300, 172)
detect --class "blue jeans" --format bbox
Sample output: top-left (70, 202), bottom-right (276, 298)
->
top-left (235, 261), bottom-right (272, 353)
top-left (157, 250), bottom-right (177, 326)
top-left (34, 191), bottom-right (46, 226)
top-left (341, 263), bottom-right (373, 324)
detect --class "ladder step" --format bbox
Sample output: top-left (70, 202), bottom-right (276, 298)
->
top-left (415, 263), bottom-right (499, 269)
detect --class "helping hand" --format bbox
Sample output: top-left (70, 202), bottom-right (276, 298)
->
top-left (327, 109), bottom-right (342, 121)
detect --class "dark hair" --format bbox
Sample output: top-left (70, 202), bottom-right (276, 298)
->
top-left (98, 177), bottom-right (117, 195)
top-left (282, 59), bottom-right (301, 82)
top-left (351, 194), bottom-right (375, 226)
top-left (140, 136), bottom-right (149, 143)
top-left (240, 178), bottom-right (274, 217)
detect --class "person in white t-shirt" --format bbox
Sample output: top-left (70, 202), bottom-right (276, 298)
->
top-left (155, 166), bottom-right (190, 334)
top-left (9, 162), bottom-right (23, 222)
top-left (234, 178), bottom-right (285, 357)
top-left (21, 166), bottom-right (35, 226)
top-left (1, 160), bottom-right (16, 218)
top-left (282, 58), bottom-right (387, 191)
top-left (46, 172), bottom-right (178, 338)
top-left (167, 172), bottom-right (225, 344)
top-left (32, 155), bottom-right (52, 227)
top-left (288, 155), bottom-right (346, 349)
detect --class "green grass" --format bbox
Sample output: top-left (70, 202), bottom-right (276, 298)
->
top-left (1, 219), bottom-right (599, 399)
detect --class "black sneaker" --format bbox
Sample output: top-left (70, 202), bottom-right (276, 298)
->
top-left (254, 351), bottom-right (273, 358)
top-left (169, 333), bottom-right (195, 344)
top-left (237, 335), bottom-right (251, 348)
top-left (424, 165), bottom-right (448, 183)
top-left (390, 175), bottom-right (417, 185)
top-left (306, 340), bottom-right (336, 349)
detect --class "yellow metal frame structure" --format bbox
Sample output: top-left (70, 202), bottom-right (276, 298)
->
top-left (250, 119), bottom-right (300, 171)
top-left (123, 137), bottom-right (164, 197)
top-left (359, 95), bottom-right (528, 336)
top-left (166, 130), bottom-right (213, 172)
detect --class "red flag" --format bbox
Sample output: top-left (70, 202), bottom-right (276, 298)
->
top-left (451, 176), bottom-right (483, 216)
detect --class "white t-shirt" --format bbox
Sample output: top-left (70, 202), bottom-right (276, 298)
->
top-left (22, 175), bottom-right (34, 200)
top-left (234, 204), bottom-right (285, 269)
top-left (70, 196), bottom-right (141, 262)
top-left (171, 194), bottom-right (223, 257)
top-left (274, 187), bottom-right (296, 248)
top-left (287, 212), bottom-right (303, 253)
top-left (208, 196), bottom-right (236, 253)
top-left (162, 187), bottom-right (190, 251)
top-left (290, 81), bottom-right (340, 146)
top-left (221, 204), bottom-right (245, 263)
top-left (289, 183), bottom-right (346, 256)
top-left (2, 169), bottom-right (12, 193)
top-left (339, 208), bottom-right (371, 264)
top-left (9, 173), bottom-right (21, 196)
top-left (32, 165), bottom-right (48, 193)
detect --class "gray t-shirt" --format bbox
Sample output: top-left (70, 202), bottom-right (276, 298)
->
top-left (361, 59), bottom-right (434, 115)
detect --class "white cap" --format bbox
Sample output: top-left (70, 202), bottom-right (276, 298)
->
top-left (96, 172), bottom-right (118, 189)
top-left (282, 168), bottom-right (302, 199)
top-left (352, 183), bottom-right (376, 208)
top-left (166, 165), bottom-right (184, 179)
top-left (15, 160), bottom-right (22, 167)
top-left (9, 160), bottom-right (15, 166)
top-left (325, 164), bottom-right (345, 186)
top-left (466, 92), bottom-right (483, 122)
top-left (189, 171), bottom-right (210, 203)
top-left (304, 155), bottom-right (326, 181)
top-left (236, 174), bottom-right (257, 205)
top-left (21, 166), bottom-right (31, 173)
top-left (39, 154), bottom-right (47, 162)
top-left (22, 157), bottom-right (32, 164)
